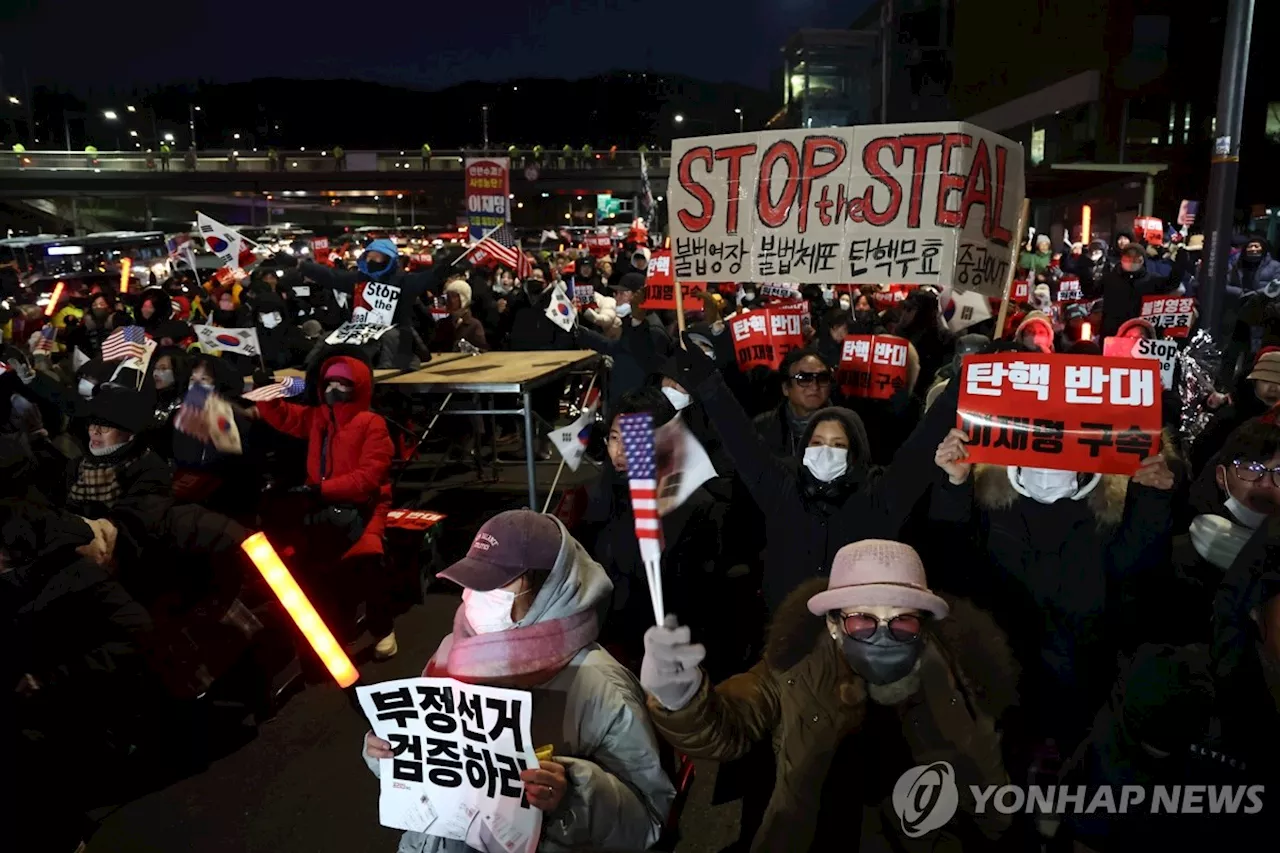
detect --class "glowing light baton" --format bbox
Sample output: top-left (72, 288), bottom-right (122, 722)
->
top-left (1081, 205), bottom-right (1092, 246)
top-left (241, 531), bottom-right (359, 688)
top-left (45, 281), bottom-right (65, 317)
top-left (119, 258), bottom-right (132, 294)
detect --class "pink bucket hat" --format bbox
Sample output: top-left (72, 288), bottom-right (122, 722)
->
top-left (806, 539), bottom-right (949, 619)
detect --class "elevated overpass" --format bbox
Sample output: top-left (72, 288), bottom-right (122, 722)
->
top-left (0, 149), bottom-right (671, 198)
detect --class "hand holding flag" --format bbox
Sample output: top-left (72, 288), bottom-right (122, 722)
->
top-left (101, 326), bottom-right (148, 362)
top-left (619, 412), bottom-right (665, 625)
top-left (243, 376), bottom-right (307, 402)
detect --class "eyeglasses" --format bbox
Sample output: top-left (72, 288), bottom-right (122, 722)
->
top-left (1232, 459), bottom-right (1280, 488)
top-left (790, 371), bottom-right (833, 388)
top-left (841, 612), bottom-right (924, 642)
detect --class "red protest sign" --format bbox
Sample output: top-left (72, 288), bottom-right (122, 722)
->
top-left (646, 281), bottom-right (706, 310)
top-left (584, 233), bottom-right (612, 257)
top-left (572, 284), bottom-right (597, 308)
top-left (956, 353), bottom-right (1161, 475)
top-left (872, 284), bottom-right (917, 309)
top-left (1140, 295), bottom-right (1194, 338)
top-left (312, 236), bottom-right (331, 266)
top-left (1055, 276), bottom-right (1083, 301)
top-left (1134, 216), bottom-right (1164, 246)
top-left (839, 334), bottom-right (911, 399)
top-left (729, 303), bottom-right (806, 371)
top-left (647, 249), bottom-right (674, 286)
top-left (1011, 279), bottom-right (1030, 302)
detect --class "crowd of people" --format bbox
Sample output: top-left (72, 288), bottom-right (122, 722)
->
top-left (3, 220), bottom-right (1280, 852)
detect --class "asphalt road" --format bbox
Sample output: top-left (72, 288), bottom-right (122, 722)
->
top-left (85, 591), bottom-right (743, 853)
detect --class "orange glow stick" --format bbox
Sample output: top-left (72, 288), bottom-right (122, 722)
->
top-left (45, 281), bottom-right (65, 317)
top-left (119, 258), bottom-right (132, 294)
top-left (1081, 205), bottom-right (1092, 246)
top-left (1081, 320), bottom-right (1092, 341)
top-left (241, 532), bottom-right (359, 688)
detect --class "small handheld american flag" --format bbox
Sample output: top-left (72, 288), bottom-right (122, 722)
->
top-left (619, 412), bottom-right (666, 624)
top-left (243, 377), bottom-right (307, 402)
top-left (101, 326), bottom-right (148, 362)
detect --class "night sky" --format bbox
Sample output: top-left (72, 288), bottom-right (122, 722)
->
top-left (0, 0), bottom-right (868, 94)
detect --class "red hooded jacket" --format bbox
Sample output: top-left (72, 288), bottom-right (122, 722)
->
top-left (257, 355), bottom-right (392, 557)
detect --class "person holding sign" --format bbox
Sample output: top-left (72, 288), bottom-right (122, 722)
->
top-left (298, 238), bottom-right (434, 370)
top-left (640, 540), bottom-right (1017, 852)
top-left (1096, 244), bottom-right (1190, 337)
top-left (932, 389), bottom-right (1177, 755)
top-left (365, 510), bottom-right (674, 851)
top-left (671, 336), bottom-right (961, 612)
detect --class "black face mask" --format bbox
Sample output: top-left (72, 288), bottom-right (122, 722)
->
top-left (213, 309), bottom-right (238, 325)
top-left (1245, 250), bottom-right (1263, 262)
top-left (840, 625), bottom-right (923, 685)
top-left (92, 307), bottom-right (110, 321)
top-left (525, 280), bottom-right (546, 298)
top-left (364, 257), bottom-right (391, 275)
top-left (325, 387), bottom-right (353, 405)
top-left (854, 309), bottom-right (877, 325)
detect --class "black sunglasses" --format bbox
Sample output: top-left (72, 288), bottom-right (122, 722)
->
top-left (1232, 459), bottom-right (1280, 488)
top-left (790, 370), bottom-right (833, 388)
top-left (841, 612), bottom-right (924, 643)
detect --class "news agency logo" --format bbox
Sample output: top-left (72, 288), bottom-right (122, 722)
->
top-left (892, 761), bottom-right (1267, 834)
top-left (893, 761), bottom-right (959, 837)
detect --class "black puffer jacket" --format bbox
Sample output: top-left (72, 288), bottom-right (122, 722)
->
top-left (695, 367), bottom-right (955, 611)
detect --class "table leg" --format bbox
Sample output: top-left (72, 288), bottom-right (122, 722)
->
top-left (522, 390), bottom-right (537, 509)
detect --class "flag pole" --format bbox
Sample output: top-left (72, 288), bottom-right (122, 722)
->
top-left (994, 198), bottom-right (1031, 340)
top-left (541, 371), bottom-right (600, 514)
top-left (673, 276), bottom-right (687, 350)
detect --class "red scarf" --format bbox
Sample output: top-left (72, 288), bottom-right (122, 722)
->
top-left (425, 604), bottom-right (599, 689)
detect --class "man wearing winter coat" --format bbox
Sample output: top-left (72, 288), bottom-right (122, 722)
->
top-left (641, 540), bottom-right (1018, 852)
top-left (932, 424), bottom-right (1178, 750)
top-left (299, 238), bottom-right (431, 369)
top-left (1094, 245), bottom-right (1189, 337)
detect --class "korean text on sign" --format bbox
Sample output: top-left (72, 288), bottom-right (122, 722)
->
top-left (357, 677), bottom-right (542, 852)
top-left (729, 302), bottom-right (807, 371)
top-left (1140, 295), bottom-right (1195, 338)
top-left (668, 122), bottom-right (1025, 291)
top-left (956, 353), bottom-right (1162, 476)
top-left (839, 334), bottom-right (910, 400)
top-left (464, 158), bottom-right (512, 240)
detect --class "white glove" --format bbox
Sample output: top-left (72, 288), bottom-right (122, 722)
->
top-left (640, 615), bottom-right (706, 711)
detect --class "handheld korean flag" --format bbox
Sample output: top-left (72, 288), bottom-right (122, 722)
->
top-left (174, 384), bottom-right (243, 454)
top-left (549, 387), bottom-right (600, 471)
top-left (198, 212), bottom-right (245, 269)
top-left (618, 412), bottom-right (665, 625)
top-left (196, 324), bottom-right (261, 357)
top-left (544, 282), bottom-right (577, 332)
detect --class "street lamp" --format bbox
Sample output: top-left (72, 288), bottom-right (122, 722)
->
top-left (674, 113), bottom-right (685, 124)
top-left (163, 132), bottom-right (175, 143)
top-left (103, 110), bottom-right (118, 121)
top-left (6, 96), bottom-right (18, 105)
top-left (734, 108), bottom-right (743, 132)
top-left (126, 105), bottom-right (136, 113)
top-left (233, 132), bottom-right (240, 140)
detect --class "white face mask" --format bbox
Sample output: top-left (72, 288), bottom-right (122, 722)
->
top-left (661, 386), bottom-right (691, 411)
top-left (1009, 466), bottom-right (1101, 504)
top-left (462, 587), bottom-right (521, 634)
top-left (260, 311), bottom-right (282, 329)
top-left (839, 298), bottom-right (852, 311)
top-left (803, 445), bottom-right (848, 483)
top-left (78, 379), bottom-right (97, 399)
top-left (1224, 495), bottom-right (1270, 530)
top-left (615, 302), bottom-right (632, 318)
top-left (89, 440), bottom-right (128, 457)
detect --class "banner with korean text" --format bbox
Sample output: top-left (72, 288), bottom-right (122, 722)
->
top-left (839, 334), bottom-right (911, 399)
top-left (729, 303), bottom-right (807, 371)
top-left (1141, 295), bottom-right (1195, 338)
top-left (957, 353), bottom-right (1162, 475)
top-left (465, 158), bottom-right (511, 240)
top-left (358, 677), bottom-right (541, 852)
top-left (644, 249), bottom-right (705, 310)
top-left (667, 122), bottom-right (1025, 293)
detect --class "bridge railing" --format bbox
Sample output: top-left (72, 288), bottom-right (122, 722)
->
top-left (0, 149), bottom-right (671, 174)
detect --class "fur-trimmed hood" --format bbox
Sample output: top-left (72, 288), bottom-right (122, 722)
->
top-left (763, 577), bottom-right (1020, 722)
top-left (971, 429), bottom-right (1180, 528)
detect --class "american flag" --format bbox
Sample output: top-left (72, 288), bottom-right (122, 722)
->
top-left (101, 326), bottom-right (147, 362)
top-left (466, 224), bottom-right (531, 279)
top-left (619, 413), bottom-right (664, 563)
top-left (243, 377), bottom-right (307, 402)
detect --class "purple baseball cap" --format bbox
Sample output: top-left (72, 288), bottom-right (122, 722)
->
top-left (438, 510), bottom-right (563, 591)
